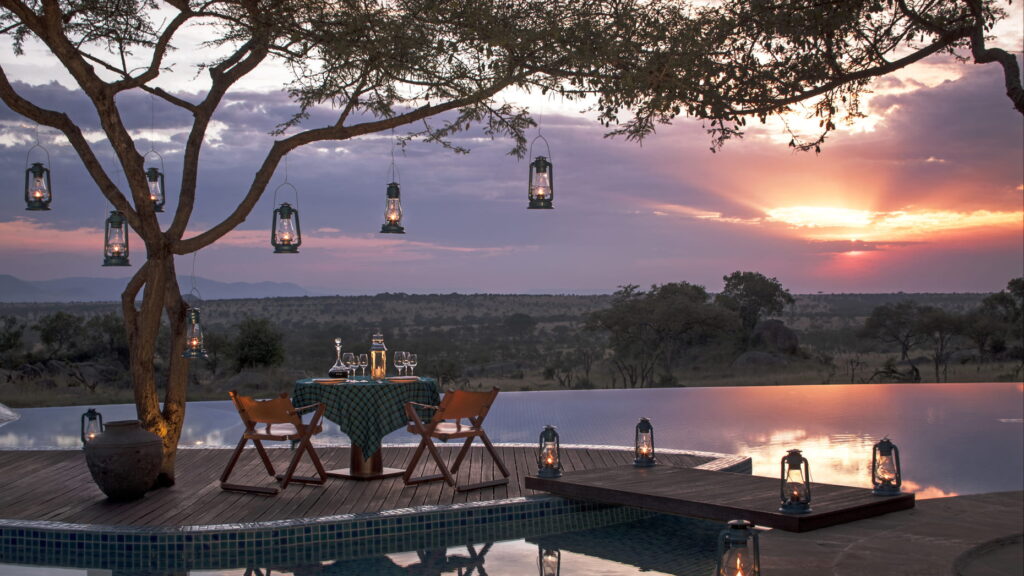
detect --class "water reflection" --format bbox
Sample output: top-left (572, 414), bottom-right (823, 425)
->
top-left (1, 383), bottom-right (1021, 498)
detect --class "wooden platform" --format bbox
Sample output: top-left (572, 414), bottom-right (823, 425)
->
top-left (525, 464), bottom-right (915, 532)
top-left (0, 446), bottom-right (715, 528)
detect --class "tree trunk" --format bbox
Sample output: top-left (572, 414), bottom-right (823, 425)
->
top-left (122, 254), bottom-right (189, 488)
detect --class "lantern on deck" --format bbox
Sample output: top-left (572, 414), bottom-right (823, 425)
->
top-left (380, 182), bottom-right (405, 234)
top-left (182, 307), bottom-right (208, 360)
top-left (102, 210), bottom-right (130, 266)
top-left (537, 425), bottom-right (562, 478)
top-left (81, 408), bottom-right (104, 446)
top-left (145, 166), bottom-right (166, 213)
top-left (634, 417), bottom-right (656, 467)
top-left (871, 437), bottom-right (902, 496)
top-left (271, 202), bottom-right (301, 253)
top-left (779, 448), bottom-right (812, 514)
top-left (537, 546), bottom-right (560, 576)
top-left (25, 161), bottom-right (52, 211)
top-left (715, 519), bottom-right (761, 576)
top-left (370, 331), bottom-right (387, 380)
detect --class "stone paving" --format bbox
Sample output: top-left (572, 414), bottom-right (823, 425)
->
top-left (759, 491), bottom-right (1023, 576)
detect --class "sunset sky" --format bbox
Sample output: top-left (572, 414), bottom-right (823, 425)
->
top-left (0, 7), bottom-right (1021, 297)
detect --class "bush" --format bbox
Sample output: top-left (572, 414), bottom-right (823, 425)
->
top-left (230, 317), bottom-right (285, 372)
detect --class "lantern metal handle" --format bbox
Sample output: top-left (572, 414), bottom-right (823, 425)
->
top-left (529, 134), bottom-right (552, 162)
top-left (25, 142), bottom-right (51, 169)
top-left (143, 148), bottom-right (165, 172)
top-left (272, 181), bottom-right (300, 210)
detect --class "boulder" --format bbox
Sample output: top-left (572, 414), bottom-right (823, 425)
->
top-left (749, 320), bottom-right (799, 355)
top-left (732, 350), bottom-right (790, 368)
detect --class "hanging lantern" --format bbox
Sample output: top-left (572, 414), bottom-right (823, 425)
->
top-left (369, 331), bottom-right (388, 380)
top-left (103, 210), bottom-right (130, 266)
top-left (25, 161), bottom-right (52, 211)
top-left (537, 546), bottom-right (560, 576)
top-left (527, 135), bottom-right (554, 209)
top-left (380, 182), bottom-right (406, 234)
top-left (537, 425), bottom-right (562, 478)
top-left (634, 417), bottom-right (656, 467)
top-left (81, 408), bottom-right (104, 446)
top-left (182, 307), bottom-right (208, 360)
top-left (714, 520), bottom-right (761, 576)
top-left (271, 202), bottom-right (301, 253)
top-left (779, 449), bottom-right (812, 514)
top-left (145, 166), bottom-right (166, 213)
top-left (871, 437), bottom-right (903, 496)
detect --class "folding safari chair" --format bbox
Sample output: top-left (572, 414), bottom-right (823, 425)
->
top-left (220, 390), bottom-right (327, 495)
top-left (403, 387), bottom-right (509, 492)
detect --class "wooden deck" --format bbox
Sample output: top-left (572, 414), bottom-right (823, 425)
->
top-left (525, 464), bottom-right (916, 532)
top-left (0, 446), bottom-right (714, 528)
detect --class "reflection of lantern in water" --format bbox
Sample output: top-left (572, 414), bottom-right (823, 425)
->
top-left (779, 448), bottom-right (812, 514)
top-left (537, 425), bottom-right (562, 478)
top-left (871, 436), bottom-right (903, 496)
top-left (537, 545), bottom-right (560, 576)
top-left (634, 417), bottom-right (656, 467)
top-left (715, 519), bottom-right (760, 576)
top-left (103, 211), bottom-right (130, 266)
top-left (80, 408), bottom-right (104, 446)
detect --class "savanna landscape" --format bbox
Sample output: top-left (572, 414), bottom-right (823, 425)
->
top-left (2, 273), bottom-right (1020, 408)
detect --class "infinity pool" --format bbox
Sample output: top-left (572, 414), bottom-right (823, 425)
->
top-left (2, 382), bottom-right (1021, 497)
top-left (1, 382), bottom-right (1021, 575)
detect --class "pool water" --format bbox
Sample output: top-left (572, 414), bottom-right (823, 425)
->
top-left (1, 383), bottom-right (1021, 575)
top-left (3, 382), bottom-right (1021, 497)
top-left (0, 514), bottom-right (721, 576)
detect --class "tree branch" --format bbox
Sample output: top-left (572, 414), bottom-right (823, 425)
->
top-left (174, 77), bottom-right (520, 254)
top-left (0, 64), bottom-right (135, 218)
top-left (965, 0), bottom-right (1024, 114)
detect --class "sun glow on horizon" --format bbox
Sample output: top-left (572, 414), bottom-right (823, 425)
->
top-left (765, 206), bottom-right (1023, 243)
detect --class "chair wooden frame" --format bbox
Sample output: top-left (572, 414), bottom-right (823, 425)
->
top-left (403, 387), bottom-right (509, 492)
top-left (220, 390), bottom-right (328, 495)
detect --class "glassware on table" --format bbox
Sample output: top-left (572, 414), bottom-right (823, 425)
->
top-left (329, 337), bottom-right (346, 377)
top-left (342, 352), bottom-right (356, 378)
top-left (394, 351), bottom-right (407, 376)
top-left (407, 353), bottom-right (417, 376)
top-left (358, 353), bottom-right (368, 377)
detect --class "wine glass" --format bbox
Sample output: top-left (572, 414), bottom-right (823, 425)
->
top-left (342, 353), bottom-right (355, 378)
top-left (358, 353), bottom-right (368, 377)
top-left (407, 353), bottom-right (417, 376)
top-left (394, 351), bottom-right (406, 376)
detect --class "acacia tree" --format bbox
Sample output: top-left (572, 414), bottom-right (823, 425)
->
top-left (1, 0), bottom-right (1019, 485)
top-left (715, 271), bottom-right (795, 340)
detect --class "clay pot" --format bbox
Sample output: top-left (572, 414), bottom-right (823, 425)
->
top-left (83, 420), bottom-right (162, 502)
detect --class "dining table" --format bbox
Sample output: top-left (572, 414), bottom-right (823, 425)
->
top-left (292, 376), bottom-right (440, 480)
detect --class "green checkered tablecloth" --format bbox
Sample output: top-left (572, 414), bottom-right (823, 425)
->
top-left (293, 377), bottom-right (440, 459)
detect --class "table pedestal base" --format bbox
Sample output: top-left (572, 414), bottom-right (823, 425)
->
top-left (326, 445), bottom-right (404, 480)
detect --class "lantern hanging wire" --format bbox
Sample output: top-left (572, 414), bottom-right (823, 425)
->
top-left (143, 94), bottom-right (166, 212)
top-left (527, 133), bottom-right (554, 209)
top-left (183, 253), bottom-right (209, 360)
top-left (271, 154), bottom-right (302, 253)
top-left (24, 133), bottom-right (53, 211)
top-left (381, 132), bottom-right (406, 234)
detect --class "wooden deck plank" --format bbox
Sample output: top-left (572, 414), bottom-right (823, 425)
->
top-left (0, 447), bottom-right (725, 528)
top-left (525, 464), bottom-right (915, 532)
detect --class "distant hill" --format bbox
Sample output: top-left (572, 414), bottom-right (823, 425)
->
top-left (0, 274), bottom-right (319, 303)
